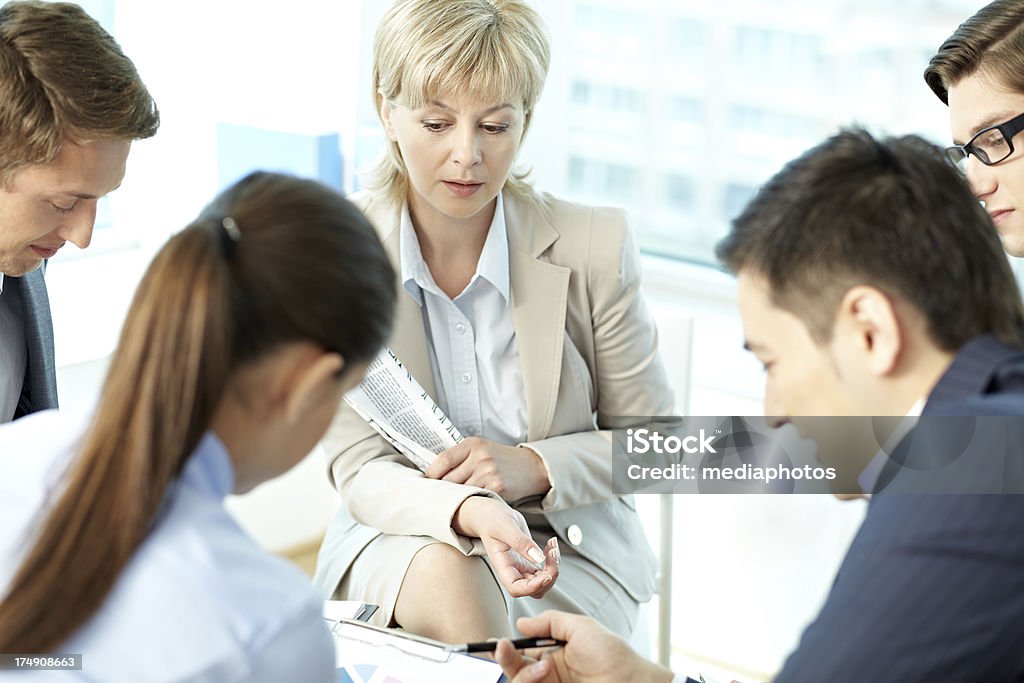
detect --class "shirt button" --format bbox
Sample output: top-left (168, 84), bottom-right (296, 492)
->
top-left (567, 524), bottom-right (583, 546)
top-left (460, 372), bottom-right (472, 383)
top-left (455, 323), bottom-right (467, 334)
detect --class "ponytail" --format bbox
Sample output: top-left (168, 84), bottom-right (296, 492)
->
top-left (0, 224), bottom-right (233, 653)
top-left (0, 172), bottom-right (395, 654)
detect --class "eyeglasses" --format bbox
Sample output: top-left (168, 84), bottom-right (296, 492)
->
top-left (945, 112), bottom-right (1024, 172)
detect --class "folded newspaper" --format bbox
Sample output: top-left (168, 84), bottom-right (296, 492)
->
top-left (344, 348), bottom-right (463, 470)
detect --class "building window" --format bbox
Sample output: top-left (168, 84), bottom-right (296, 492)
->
top-left (666, 174), bottom-right (696, 210)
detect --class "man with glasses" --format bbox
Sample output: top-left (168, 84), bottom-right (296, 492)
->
top-left (0, 1), bottom-right (158, 423)
top-left (925, 0), bottom-right (1024, 256)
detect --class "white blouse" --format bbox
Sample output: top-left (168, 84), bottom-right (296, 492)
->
top-left (0, 409), bottom-right (334, 683)
top-left (399, 192), bottom-right (530, 445)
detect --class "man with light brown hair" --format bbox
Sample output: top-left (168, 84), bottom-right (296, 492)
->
top-left (0, 0), bottom-right (159, 423)
top-left (925, 0), bottom-right (1024, 257)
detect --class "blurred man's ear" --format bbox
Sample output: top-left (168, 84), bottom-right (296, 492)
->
top-left (834, 285), bottom-right (902, 378)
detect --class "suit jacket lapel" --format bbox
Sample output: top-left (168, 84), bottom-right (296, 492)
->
top-left (505, 194), bottom-right (570, 441)
top-left (875, 334), bottom-right (1021, 492)
top-left (922, 334), bottom-right (1021, 412)
top-left (13, 269), bottom-right (58, 416)
top-left (365, 199), bottom-right (437, 400)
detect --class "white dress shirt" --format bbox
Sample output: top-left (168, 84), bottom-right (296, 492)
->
top-left (856, 397), bottom-right (925, 494)
top-left (399, 192), bottom-right (529, 444)
top-left (0, 409), bottom-right (335, 683)
top-left (0, 273), bottom-right (28, 424)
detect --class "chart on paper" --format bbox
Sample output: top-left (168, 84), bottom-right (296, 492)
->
top-left (333, 620), bottom-right (502, 683)
top-left (338, 664), bottom-right (404, 683)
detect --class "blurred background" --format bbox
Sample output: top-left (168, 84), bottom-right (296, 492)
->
top-left (51, 1), bottom-right (990, 679)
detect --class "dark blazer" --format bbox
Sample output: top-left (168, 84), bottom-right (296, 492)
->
top-left (6, 268), bottom-right (58, 419)
top-left (775, 335), bottom-right (1024, 682)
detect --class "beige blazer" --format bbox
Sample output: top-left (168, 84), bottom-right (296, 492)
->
top-left (313, 188), bottom-right (676, 603)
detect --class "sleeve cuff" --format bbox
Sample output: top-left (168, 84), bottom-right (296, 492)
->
top-left (516, 440), bottom-right (558, 512)
top-left (444, 491), bottom-right (501, 555)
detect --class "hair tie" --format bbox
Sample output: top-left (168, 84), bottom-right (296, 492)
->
top-left (219, 217), bottom-right (241, 258)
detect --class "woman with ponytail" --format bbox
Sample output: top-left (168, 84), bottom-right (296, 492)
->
top-left (0, 171), bottom-right (395, 682)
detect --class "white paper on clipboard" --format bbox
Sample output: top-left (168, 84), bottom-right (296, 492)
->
top-left (331, 619), bottom-right (501, 683)
top-left (344, 347), bottom-right (463, 471)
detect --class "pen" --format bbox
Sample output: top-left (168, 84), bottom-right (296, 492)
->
top-left (447, 637), bottom-right (566, 653)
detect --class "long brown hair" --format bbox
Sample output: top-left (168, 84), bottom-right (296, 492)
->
top-left (0, 1), bottom-right (159, 181)
top-left (0, 172), bottom-right (395, 653)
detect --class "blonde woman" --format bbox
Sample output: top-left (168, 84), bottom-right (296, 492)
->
top-left (0, 173), bottom-right (395, 682)
top-left (314, 0), bottom-right (675, 643)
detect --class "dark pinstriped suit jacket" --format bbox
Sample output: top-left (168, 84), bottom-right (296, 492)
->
top-left (775, 335), bottom-right (1024, 682)
top-left (6, 268), bottom-right (58, 419)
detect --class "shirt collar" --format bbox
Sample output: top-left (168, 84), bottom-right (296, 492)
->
top-left (399, 193), bottom-right (510, 306)
top-left (857, 397), bottom-right (925, 494)
top-left (475, 193), bottom-right (511, 302)
top-left (0, 273), bottom-right (5, 296)
top-left (180, 431), bottom-right (236, 500)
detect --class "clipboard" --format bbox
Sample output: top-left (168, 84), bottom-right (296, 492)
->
top-left (323, 600), bottom-right (378, 624)
top-left (330, 618), bottom-right (502, 683)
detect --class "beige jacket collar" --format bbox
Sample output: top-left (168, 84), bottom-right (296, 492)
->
top-left (363, 191), bottom-right (570, 441)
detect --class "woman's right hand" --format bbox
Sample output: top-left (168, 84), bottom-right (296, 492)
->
top-left (453, 496), bottom-right (560, 598)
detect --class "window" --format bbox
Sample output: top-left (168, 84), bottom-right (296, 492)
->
top-left (607, 163), bottom-right (639, 201)
top-left (665, 174), bottom-right (696, 211)
top-left (576, 4), bottom-right (644, 36)
top-left (728, 105), bottom-right (817, 139)
top-left (524, 1), bottom-right (979, 264)
top-left (672, 97), bottom-right (704, 125)
top-left (672, 18), bottom-right (706, 58)
top-left (571, 80), bottom-right (591, 106)
top-left (723, 183), bottom-right (759, 220)
top-left (44, 0), bottom-right (987, 361)
top-left (568, 157), bottom-right (641, 204)
top-left (571, 81), bottom-right (645, 114)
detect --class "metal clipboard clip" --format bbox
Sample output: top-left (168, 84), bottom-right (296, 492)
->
top-left (332, 619), bottom-right (459, 664)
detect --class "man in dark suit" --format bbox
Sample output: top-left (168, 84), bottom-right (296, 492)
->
top-left (496, 129), bottom-right (1024, 682)
top-left (0, 1), bottom-right (159, 422)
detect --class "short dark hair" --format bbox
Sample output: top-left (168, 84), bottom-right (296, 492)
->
top-left (0, 1), bottom-right (159, 179)
top-left (716, 127), bottom-right (1024, 351)
top-left (924, 0), bottom-right (1024, 104)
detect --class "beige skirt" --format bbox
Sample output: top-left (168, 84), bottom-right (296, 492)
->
top-left (332, 529), bottom-right (638, 638)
